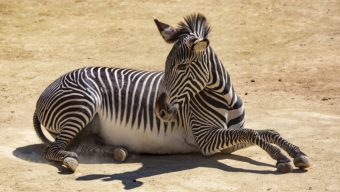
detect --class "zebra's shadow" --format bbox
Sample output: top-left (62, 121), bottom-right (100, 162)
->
top-left (76, 153), bottom-right (279, 190)
top-left (13, 144), bottom-right (292, 190)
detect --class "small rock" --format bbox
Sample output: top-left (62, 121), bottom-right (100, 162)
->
top-left (10, 111), bottom-right (15, 113)
top-left (278, 78), bottom-right (282, 82)
top-left (308, 186), bottom-right (312, 190)
top-left (245, 92), bottom-right (248, 95)
top-left (250, 79), bottom-right (255, 83)
top-left (321, 97), bottom-right (331, 101)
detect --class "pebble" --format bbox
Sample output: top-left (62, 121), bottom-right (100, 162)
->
top-left (321, 97), bottom-right (331, 101)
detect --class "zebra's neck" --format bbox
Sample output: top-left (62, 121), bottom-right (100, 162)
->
top-left (205, 48), bottom-right (239, 109)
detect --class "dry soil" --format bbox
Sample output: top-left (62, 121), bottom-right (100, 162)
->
top-left (0, 0), bottom-right (340, 191)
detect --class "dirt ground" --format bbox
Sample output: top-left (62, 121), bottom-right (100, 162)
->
top-left (0, 0), bottom-right (339, 191)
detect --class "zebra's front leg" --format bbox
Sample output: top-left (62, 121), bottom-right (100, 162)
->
top-left (45, 126), bottom-right (80, 172)
top-left (221, 130), bottom-right (310, 169)
top-left (257, 130), bottom-right (310, 169)
top-left (194, 127), bottom-right (293, 173)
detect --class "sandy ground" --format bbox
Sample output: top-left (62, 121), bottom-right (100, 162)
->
top-left (0, 0), bottom-right (340, 191)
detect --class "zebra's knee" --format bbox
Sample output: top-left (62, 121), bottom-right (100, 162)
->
top-left (267, 129), bottom-right (280, 136)
top-left (242, 128), bottom-right (260, 143)
top-left (258, 129), bottom-right (281, 142)
top-left (258, 129), bottom-right (280, 136)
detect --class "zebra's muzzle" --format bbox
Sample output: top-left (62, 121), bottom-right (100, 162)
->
top-left (155, 92), bottom-right (178, 122)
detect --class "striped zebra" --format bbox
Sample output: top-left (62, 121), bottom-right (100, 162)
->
top-left (33, 13), bottom-right (310, 173)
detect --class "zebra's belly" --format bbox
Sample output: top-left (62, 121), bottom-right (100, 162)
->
top-left (98, 120), bottom-right (199, 154)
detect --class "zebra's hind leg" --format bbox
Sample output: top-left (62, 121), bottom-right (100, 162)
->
top-left (45, 125), bottom-right (81, 172)
top-left (71, 126), bottom-right (129, 162)
top-left (257, 130), bottom-right (310, 169)
top-left (75, 143), bottom-right (129, 162)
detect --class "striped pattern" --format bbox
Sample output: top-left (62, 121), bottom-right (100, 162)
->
top-left (36, 67), bottom-right (178, 135)
top-left (153, 13), bottom-right (307, 167)
top-left (33, 13), bottom-right (308, 172)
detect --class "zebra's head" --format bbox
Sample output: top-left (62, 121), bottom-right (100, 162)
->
top-left (154, 13), bottom-right (211, 122)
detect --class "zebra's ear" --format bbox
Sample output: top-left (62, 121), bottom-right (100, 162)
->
top-left (153, 17), bottom-right (179, 43)
top-left (192, 38), bottom-right (209, 52)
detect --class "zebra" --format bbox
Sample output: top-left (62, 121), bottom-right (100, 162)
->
top-left (33, 13), bottom-right (310, 173)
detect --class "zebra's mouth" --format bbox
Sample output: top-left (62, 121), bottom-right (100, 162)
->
top-left (155, 92), bottom-right (178, 122)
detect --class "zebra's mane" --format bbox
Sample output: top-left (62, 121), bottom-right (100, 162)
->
top-left (177, 13), bottom-right (211, 39)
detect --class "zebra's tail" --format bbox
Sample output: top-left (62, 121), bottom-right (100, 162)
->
top-left (33, 111), bottom-right (52, 146)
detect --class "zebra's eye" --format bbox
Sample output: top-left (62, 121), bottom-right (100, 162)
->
top-left (177, 63), bottom-right (188, 71)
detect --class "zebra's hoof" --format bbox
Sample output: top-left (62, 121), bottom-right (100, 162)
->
top-left (294, 155), bottom-right (310, 169)
top-left (276, 162), bottom-right (293, 173)
top-left (114, 148), bottom-right (128, 162)
top-left (63, 157), bottom-right (79, 172)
